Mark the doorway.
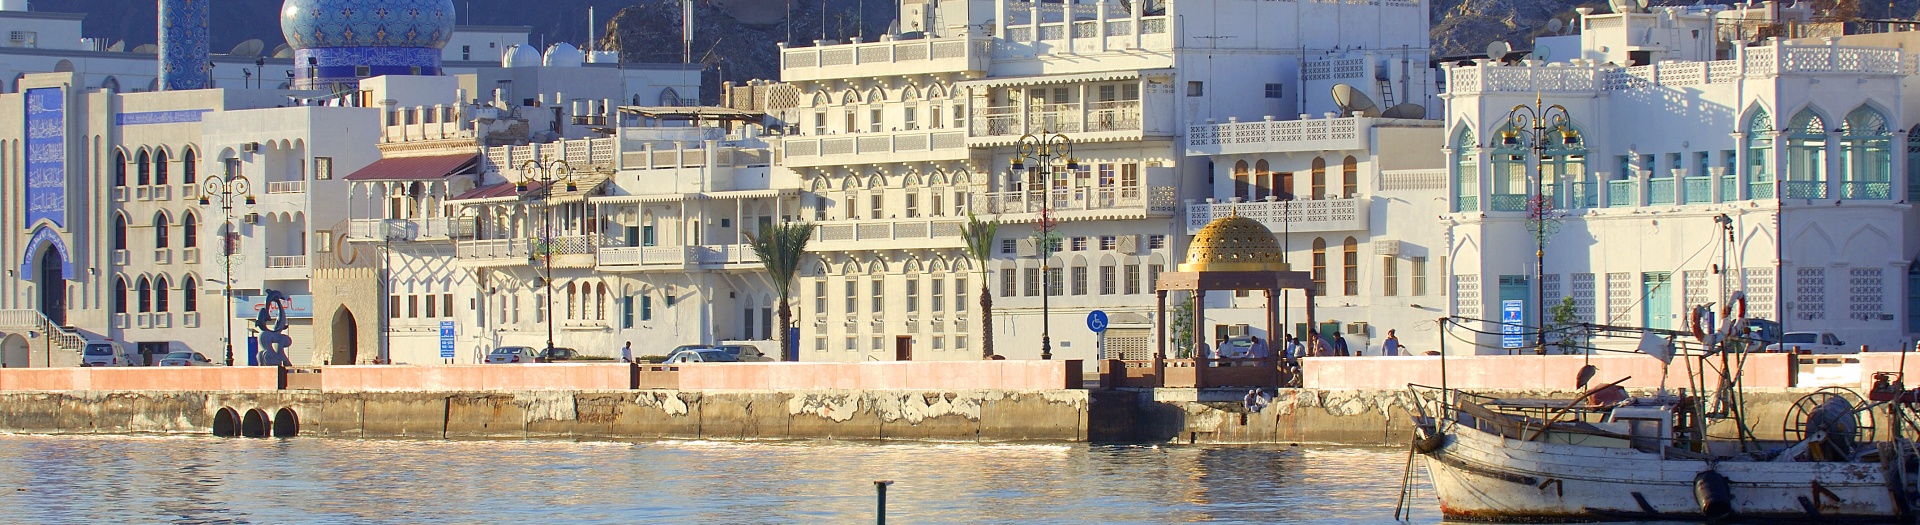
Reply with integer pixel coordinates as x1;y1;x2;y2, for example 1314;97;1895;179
1643;272;1673;329
1;334;28;368
895;336;913;361
331;307;359;365
37;248;64;326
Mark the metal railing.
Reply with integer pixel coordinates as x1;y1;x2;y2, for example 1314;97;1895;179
1841;181;1891;199
1781;180;1827;199
265;255;308;269
1649;179;1675;205
1489;193;1528;212
1683;177;1713;204
1608;180;1635;207
266;180;307;195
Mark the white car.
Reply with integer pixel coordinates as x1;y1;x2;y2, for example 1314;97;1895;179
81;341;141;367
156;351;217;367
1762;332;1852;354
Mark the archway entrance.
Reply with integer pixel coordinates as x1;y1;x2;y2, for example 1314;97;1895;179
330;307;358;365
1;334;27;368
37;249;64;326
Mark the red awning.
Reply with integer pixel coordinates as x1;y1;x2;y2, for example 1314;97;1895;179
450;181;531;201
344;154;478;181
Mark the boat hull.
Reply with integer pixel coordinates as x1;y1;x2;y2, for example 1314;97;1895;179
1423;423;1906;523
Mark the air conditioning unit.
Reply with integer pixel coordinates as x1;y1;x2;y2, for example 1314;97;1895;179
1346;322;1368;335
242;142;260;153
1374;240;1400;257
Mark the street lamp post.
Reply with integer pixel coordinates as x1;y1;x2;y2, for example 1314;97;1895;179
1010;131;1076;361
201;173;254;366
1500;94;1578;352
516;159;587;358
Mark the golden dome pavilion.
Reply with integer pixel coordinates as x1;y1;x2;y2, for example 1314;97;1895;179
1179;214;1290;273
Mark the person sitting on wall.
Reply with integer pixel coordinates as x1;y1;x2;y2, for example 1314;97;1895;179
1243;388;1272;413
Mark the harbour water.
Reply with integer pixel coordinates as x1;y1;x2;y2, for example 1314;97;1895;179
0;434;1713;524
0;434;1463;524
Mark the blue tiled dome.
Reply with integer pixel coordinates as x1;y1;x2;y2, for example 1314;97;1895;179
280;0;456;50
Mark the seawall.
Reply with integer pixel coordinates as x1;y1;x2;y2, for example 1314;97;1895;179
0;389;1090;442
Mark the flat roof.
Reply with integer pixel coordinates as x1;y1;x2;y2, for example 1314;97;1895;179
0;11;87;21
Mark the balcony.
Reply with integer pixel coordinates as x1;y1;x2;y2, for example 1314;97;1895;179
694;244;762;267
1186;116;1374;157
780;35;990;84
1184;197;1367;235
973;186;1178;220
266;255;307;269
348;218;473;241
968;100;1145;146
1649;179;1675;205
781;130;966;168
811;218;968;251
599;246;695;269
1841;181;1892;200
457;234;608;267
1608;180;1636;207
1781;180;1827;199
266;180;307;195
1444;43;1902;96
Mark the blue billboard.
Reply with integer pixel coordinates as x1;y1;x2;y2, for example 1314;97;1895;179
24;87;64;230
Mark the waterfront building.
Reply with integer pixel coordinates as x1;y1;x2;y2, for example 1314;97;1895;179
1443;3;1920;352
770;0;1437;361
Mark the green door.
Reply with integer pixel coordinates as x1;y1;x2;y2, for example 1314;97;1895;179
1643;272;1673;329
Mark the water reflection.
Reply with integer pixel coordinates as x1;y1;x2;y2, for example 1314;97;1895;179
0;434;1449;524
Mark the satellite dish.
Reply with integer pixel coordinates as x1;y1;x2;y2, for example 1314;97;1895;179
131;44;157;54
1636;0;1650;9
1485;41;1512;61
271;44;293;59
1381;103;1427;119
1610;0;1640;13
1546;18;1564;34
228;39;265;58
106;40;124;52
1330;84;1379;118
1535;44;1552;61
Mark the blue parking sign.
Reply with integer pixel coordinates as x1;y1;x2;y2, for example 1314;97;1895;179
439;321;456;359
1501;300;1525;349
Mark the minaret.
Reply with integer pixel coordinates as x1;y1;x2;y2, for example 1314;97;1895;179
158;0;211;90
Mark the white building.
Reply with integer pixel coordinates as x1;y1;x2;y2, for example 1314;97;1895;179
1443;3;1920;353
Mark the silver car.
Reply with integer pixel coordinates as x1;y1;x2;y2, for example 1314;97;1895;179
156;351;216;367
485;346;538;364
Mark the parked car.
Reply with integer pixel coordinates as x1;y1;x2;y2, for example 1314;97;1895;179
537;347;579;363
664;349;741;363
1762;332;1852;354
711;344;774;362
81;341;141;367
485;346;539;364
1743;318;1783;343
156;351;216;367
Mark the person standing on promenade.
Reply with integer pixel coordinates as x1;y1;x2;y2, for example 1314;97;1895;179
1382;330;1400;356
1249;336;1270;360
621;342;634;363
1332;335;1349;356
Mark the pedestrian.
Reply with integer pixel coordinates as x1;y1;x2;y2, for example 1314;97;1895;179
1285;335;1304;360
1332;334;1349;356
1382;330;1401;357
620;341;634;363
1311;334;1333;357
1196;341;1211;360
1248;336;1270;360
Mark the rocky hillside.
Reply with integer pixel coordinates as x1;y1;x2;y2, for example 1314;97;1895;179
26;0;1920;102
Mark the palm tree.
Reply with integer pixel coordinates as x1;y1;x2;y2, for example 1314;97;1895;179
745;221;815;362
962;213;1000;359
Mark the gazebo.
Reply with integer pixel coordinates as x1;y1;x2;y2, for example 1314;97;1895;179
1153;214;1316;388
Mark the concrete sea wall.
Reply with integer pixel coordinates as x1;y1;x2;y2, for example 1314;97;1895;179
0;389;1091;442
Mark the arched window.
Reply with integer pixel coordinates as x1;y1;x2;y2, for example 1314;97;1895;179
112;214;128;251
1254;159;1272;200
136;149;151;185
1342;237;1360;296
1454;126;1479;211
153;148;170;186
154;275;170;312
182;147;198;181
1541;123;1588;207
1490;124;1529;209
1341;156;1358;198
113;149;128;187
1310;157;1327;200
597;283;609;321
113;277;127;315
1841;106;1891;199
1310;237;1327;296
1232;160;1250;200
153;213;170;249
566;282;578;319
1784;109;1828;198
182;212;198;248
136;277;152;313
1747;110;1774;199
182;277;198;312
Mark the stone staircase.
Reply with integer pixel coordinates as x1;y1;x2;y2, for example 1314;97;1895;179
0;309;86;367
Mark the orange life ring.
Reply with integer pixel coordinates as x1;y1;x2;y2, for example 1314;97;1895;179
1690;305;1711;344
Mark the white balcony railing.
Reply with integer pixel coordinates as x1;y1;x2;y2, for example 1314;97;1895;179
1186;116;1371;157
1184;197;1368;235
781;131;966;166
266;180;308;194
265;255;308;269
813;219;967;244
973;186;1178;216
348;218;474;241
781;35;991;83
1446;43;1903;96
